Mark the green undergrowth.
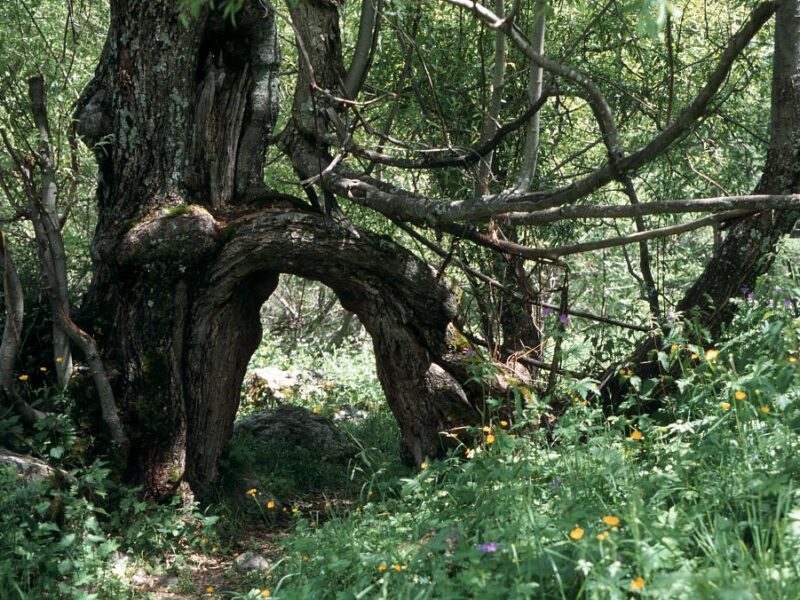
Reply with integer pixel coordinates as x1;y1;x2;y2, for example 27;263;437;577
250;282;800;599
1;278;798;598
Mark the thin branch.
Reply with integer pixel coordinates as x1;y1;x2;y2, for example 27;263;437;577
508;193;800;224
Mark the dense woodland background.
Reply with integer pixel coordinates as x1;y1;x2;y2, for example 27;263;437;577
1;0;800;597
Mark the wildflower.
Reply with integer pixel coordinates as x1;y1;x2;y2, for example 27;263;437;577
705;349;720;361
232;552;239;558
463;348;477;356
630;430;644;441
499;420;509;427
691;352;699;360
666;312;676;323
670;344;679;352
747;292;755;301
291;506;299;514
596;531;609;541
392;563;403;572
602;515;620;527
246;488;257;496
311;406;321;414
465;447;475;458
569;526;584;540
734;390;747;401
55;357;63;364
720;402;731;411
39;366;47;372
784;299;794;308
559;314;570;325
790;357;797;364
205;586;214;594
266;499;276;509
485;434;496;445
420;462;428;470
260;591;271;598
476;542;501;553
481;425;491;433
377;562;388;572
18;374;29;382
542;307;555;316
630;577;646;591
549;477;563;490
759;406;771;414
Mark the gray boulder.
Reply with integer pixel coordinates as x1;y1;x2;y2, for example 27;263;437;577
234;404;356;462
233;551;271;573
0;448;71;483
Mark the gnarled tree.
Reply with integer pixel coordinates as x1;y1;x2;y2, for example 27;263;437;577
70;0;800;498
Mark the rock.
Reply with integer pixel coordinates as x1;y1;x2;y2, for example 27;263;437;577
0;448;71;483
234;405;356;462
245;367;302;406
233;551;271;573
331;404;369;423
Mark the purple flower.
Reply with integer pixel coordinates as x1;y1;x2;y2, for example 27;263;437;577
559;314;570;325
784;299;794;308
463;348;476;356
542;307;555;316
549;477;563;490
740;286;750;294
747;292;755;301
666;312;676;323
475;542;501;553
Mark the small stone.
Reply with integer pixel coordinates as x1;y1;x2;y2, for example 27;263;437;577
234;551;271;573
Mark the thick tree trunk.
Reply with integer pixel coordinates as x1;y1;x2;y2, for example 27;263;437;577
604;0;800;406
75;0;478;497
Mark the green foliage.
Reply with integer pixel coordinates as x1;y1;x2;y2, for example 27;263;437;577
243;291;800;598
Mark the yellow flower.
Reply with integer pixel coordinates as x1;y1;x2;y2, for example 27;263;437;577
630;577;646;591
691;352;698;360
670;344;679;352
377;562;388;572
481;425;491;433
734;390;747;401
420;462;428;470
705;349;720;361
39;366;47;372
569;526;584;540
18;374;28;382
465;448;475;458
311;406;321;414
720;401;731;411
485;434;496;445
392;563;403;572
266;499;276;509
789;357;797;363
232;552;239;558
596;531;609;541
630;430;644;441
499;420;509;427
55;357;63;364
205;586;215;594
246;488;257;496
260;590;271;598
602;515;620;527
759;406;771;414
291;506;299;514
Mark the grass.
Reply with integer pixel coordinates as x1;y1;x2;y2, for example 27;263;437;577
0;278;798;598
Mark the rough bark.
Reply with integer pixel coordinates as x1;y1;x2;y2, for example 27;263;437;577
74;0;477;497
